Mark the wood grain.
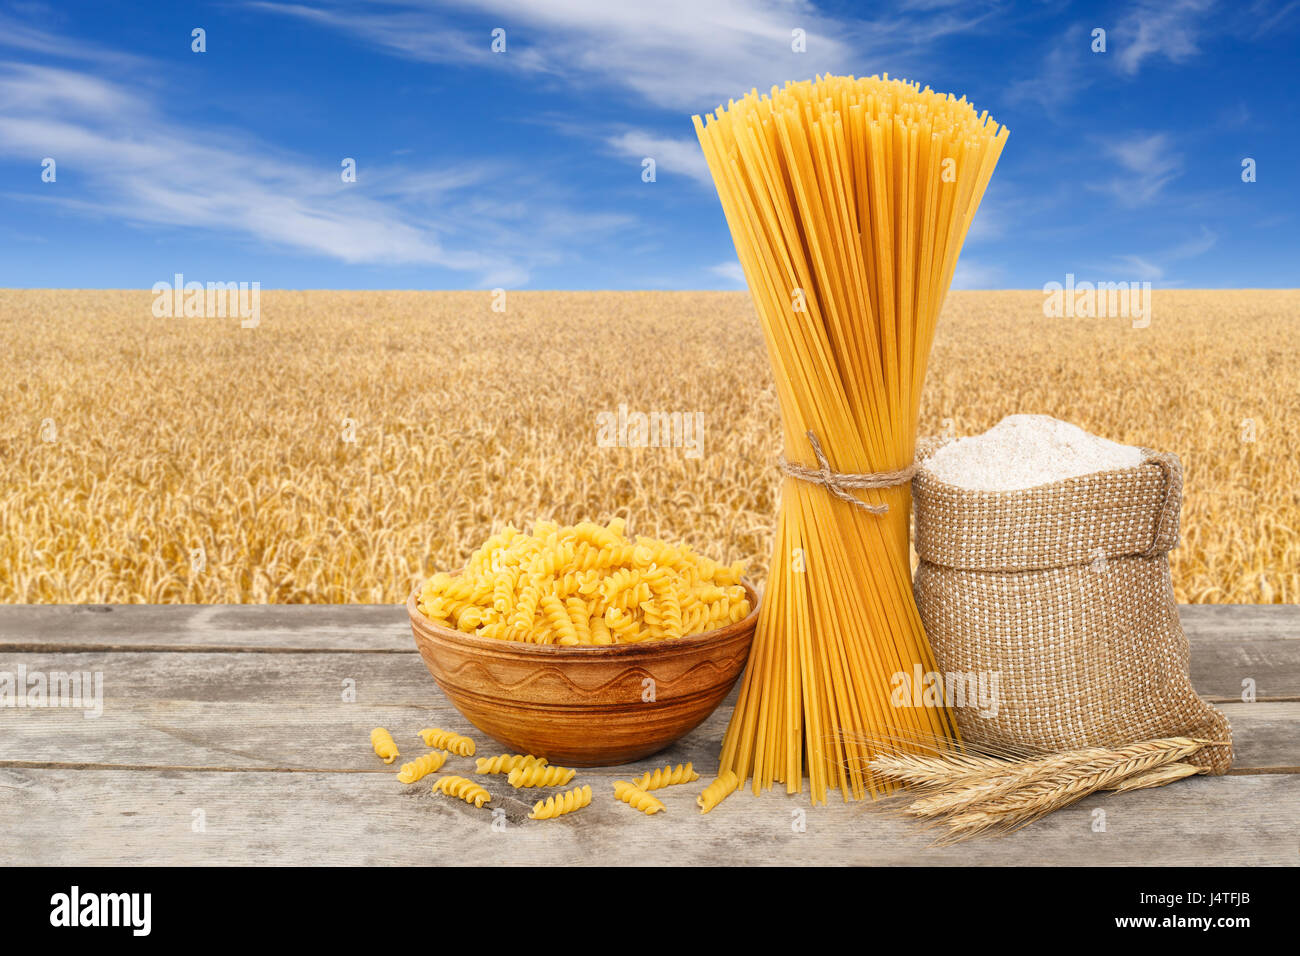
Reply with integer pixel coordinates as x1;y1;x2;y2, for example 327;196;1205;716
4;603;1295;692
0;665;1291;771
0;602;1295;865
0;768;1293;866
0;603;409;651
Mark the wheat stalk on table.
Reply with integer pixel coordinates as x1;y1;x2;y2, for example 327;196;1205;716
870;736;1222;843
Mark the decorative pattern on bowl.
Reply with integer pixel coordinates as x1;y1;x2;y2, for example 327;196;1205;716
407;581;759;766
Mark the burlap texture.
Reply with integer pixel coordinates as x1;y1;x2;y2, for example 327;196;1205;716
912;449;1232;774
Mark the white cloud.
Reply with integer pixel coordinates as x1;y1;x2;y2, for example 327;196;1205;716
0;60;630;285
1116;0;1214;76
951;259;1003;289
1114;255;1165;282
1088;133;1183;206
0;13;151;69
605;131;713;186
1111;226;1216;283
1105;134;1180;175
1248;0;1300;34
966;198;1006;242
247;0;851;110
709;261;746;285
246;0;1000;112
1009;2;1219;116
0;64;483;268
1167;225;1218;260
1008;0;1216;105
1005;24;1089;114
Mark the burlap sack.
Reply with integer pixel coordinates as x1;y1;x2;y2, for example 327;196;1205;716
912;448;1232;774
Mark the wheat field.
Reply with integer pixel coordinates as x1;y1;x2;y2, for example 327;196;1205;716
1;289;1295;604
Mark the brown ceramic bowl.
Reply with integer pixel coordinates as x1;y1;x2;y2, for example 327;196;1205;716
407;581;759;766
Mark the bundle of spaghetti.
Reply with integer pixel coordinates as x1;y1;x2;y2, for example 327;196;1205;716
694;74;1008;803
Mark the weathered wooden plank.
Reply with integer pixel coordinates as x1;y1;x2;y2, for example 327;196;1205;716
0;603;410;651
0;651;435;710
0;702;728;774
1;604;1297;703
0;646;1290;771
1;603;1293;701
0;647;735;771
0;768;1293;866
1180;603;1300;639
1183;606;1300;700
1217;703;1300;770
2;603;1295;681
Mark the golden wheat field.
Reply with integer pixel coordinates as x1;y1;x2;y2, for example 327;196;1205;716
1;289;1296;604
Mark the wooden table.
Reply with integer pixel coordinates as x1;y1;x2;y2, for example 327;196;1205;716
1;604;1296;866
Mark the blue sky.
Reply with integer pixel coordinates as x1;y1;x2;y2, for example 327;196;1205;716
0;0;1296;289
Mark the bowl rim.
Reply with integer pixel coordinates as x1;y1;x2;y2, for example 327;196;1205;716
407;578;760;657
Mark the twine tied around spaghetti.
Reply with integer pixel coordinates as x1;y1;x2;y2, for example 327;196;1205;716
779;430;918;515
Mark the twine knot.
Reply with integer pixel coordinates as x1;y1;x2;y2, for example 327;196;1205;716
778;430;918;515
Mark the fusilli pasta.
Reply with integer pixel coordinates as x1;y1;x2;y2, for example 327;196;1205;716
613;780;666;815
507;764;577;788
528;784;593;820
370;727;399;764
396;750;448;784
631;762;700;791
475;753;547;775
696;771;739;814
431;775;492;808
416;518;749;645
417;728;476;756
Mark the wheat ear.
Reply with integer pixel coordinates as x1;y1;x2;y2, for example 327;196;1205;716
935;738;1210;841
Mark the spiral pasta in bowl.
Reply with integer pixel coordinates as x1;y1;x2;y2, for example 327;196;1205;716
408;518;759;766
